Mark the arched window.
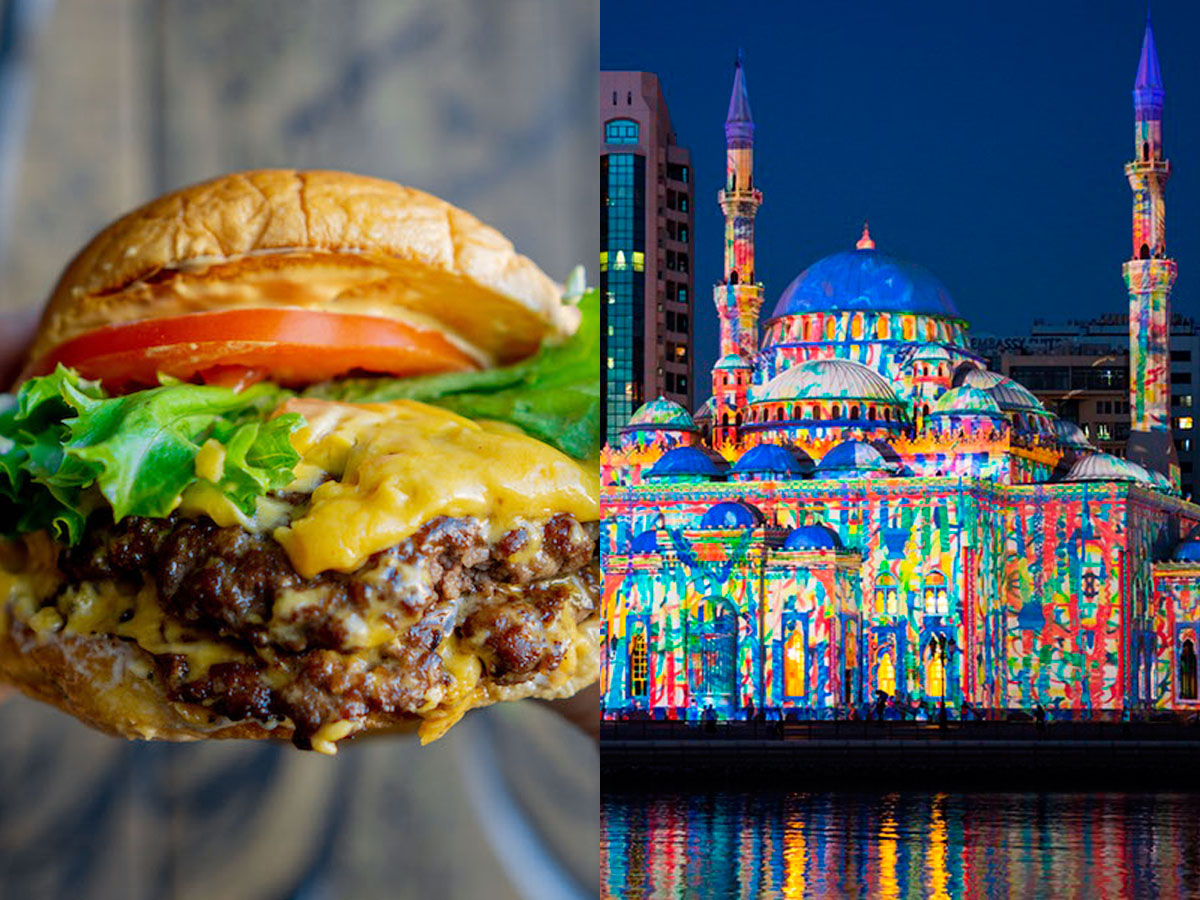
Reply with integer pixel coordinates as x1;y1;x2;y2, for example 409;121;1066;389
1143;141;1150;162
1181;639;1198;700
784;618;806;698
851;314;863;340
903;317;915;341
629;627;648;698
605;118;640;144
924;571;948;615
884;408;892;422
729;270;739;285
831;404;842;419
849;404;860;419
875;573;900;615
825;317;837;340
1141;243;1151;260
922;404;931;418
868;406;877;421
876;316;889;340
926;321;936;341
813;406;823;421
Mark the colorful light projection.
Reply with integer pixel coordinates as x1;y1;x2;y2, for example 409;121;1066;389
600;31;1200;724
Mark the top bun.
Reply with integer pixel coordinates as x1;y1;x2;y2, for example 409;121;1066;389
27;170;576;368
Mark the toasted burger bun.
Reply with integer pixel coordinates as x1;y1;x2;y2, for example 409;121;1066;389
1;172;599;753
27;169;578;371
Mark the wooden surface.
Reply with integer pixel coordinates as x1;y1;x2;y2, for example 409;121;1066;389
0;2;599;898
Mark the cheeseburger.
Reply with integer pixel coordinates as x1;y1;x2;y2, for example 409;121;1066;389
0;170;600;753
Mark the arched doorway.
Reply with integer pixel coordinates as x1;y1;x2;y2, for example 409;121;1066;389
688;598;738;708
1181;639;1198;700
877;652;896;697
925;636;946;698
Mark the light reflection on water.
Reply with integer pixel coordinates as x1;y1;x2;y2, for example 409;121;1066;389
601;791;1200;899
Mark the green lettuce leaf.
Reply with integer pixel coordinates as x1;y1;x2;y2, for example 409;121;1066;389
303;284;601;459
0;366;303;543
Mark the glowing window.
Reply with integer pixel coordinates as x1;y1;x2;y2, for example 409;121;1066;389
903;317;915;341
876;316;889;340
1181;417;1194;431
605;118;640;144
875;574;900;615
851;314;863;339
632;251;645;272
825;317;837;340
629;628;648;697
784;621;806;698
924;571;949;615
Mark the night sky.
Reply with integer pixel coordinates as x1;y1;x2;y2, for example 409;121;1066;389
601;1;1200;401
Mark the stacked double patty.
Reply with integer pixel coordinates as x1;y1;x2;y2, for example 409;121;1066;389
52;509;599;748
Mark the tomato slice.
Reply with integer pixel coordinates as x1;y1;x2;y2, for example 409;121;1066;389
24;308;480;391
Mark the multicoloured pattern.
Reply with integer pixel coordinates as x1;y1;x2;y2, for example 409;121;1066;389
601;41;1200;724
1124;16;1178;477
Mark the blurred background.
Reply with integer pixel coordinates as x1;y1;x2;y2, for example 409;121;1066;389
0;1;599;898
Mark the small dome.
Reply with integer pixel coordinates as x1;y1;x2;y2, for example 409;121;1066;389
758;359;900;404
1052;418;1093;450
693;396;716;424
815;439;894;478
771;248;961;319
930;385;1003;416
645;446;723;480
1064;453;1148;484
782;524;842;551
625;396;697;430
732;443;811;477
909;344;952;364
1123;459;1157;487
1174;537;1200;562
714;353;753;371
699;501;764;530
1147;467;1175;494
630;529;660;553
958;368;1045;413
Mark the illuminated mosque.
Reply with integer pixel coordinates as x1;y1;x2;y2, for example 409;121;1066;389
600;21;1200;721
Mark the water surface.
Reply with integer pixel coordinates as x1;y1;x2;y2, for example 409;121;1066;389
602;791;1200;898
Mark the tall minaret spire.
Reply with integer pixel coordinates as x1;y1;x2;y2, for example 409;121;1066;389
1124;11;1178;480
711;51;764;443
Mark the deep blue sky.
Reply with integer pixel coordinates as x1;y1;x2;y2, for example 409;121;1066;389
601;0;1200;399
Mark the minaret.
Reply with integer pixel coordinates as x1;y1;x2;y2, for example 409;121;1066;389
711;51;763;444
1124;13;1179;480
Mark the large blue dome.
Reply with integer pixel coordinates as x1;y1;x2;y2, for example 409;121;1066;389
771;248;961;320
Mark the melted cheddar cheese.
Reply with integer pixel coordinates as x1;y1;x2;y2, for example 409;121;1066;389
272;398;601;578
0;398;601;754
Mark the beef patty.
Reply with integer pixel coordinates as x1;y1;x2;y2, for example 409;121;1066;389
53;512;599;748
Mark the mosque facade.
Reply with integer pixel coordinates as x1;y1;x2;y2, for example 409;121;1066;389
599;20;1200;722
